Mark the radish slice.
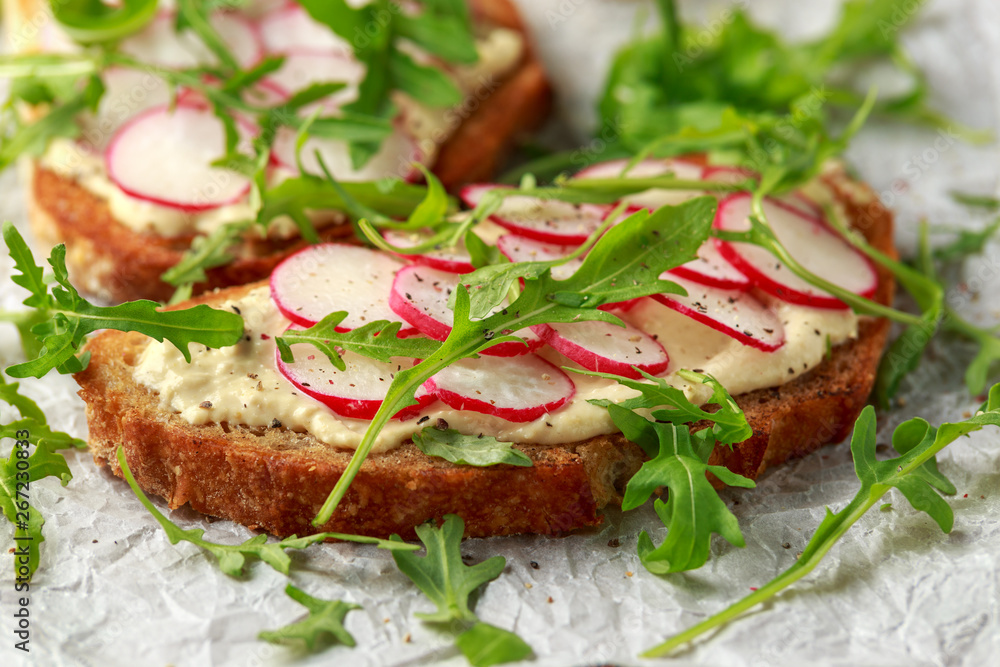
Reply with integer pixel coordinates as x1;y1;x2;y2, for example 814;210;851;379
105;104;253;211
270;243;418;335
272;126;421;181
276;338;434;420
121;12;262;69
427;354;575;422
652;274;785;351
714;193;879;309
703;165;819;215
383;230;475;274
496;234;582;280
259;5;353;57
389;265;543;356
266;52;365;109
533;320;669;379
460;184;610;246
574;157;705;209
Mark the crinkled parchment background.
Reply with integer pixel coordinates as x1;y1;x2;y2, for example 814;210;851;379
2;1;1000;665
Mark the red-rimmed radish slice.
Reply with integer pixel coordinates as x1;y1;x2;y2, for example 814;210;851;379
259;5;353;57
702;165;759;185
121;12;262;69
460;184;610;246
383;230;475;274
427;354;575;422
266;52;365;109
652;274;785;351
703;165;820;215
714;193;878;309
496;234;581;280
575;157;705;209
389;265;543;357
270;243;418;335
276;337;434;420
574;157;703;180
105;104;253;211
533;320;669;379
271;126;421;181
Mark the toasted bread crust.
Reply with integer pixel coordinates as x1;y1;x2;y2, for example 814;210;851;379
19;0;552;304
75;172;895;539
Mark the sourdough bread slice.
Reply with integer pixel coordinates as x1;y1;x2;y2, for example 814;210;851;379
75;171;895;539
13;0;552;304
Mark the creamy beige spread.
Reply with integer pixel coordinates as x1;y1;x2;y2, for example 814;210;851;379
38;26;524;238
133;283;857;453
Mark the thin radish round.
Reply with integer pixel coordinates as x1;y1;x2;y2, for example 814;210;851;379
266;52;365;109
427;354;575;422
258;5;353;57
652;274;785;351
574;157;706;209
533;320;669;379
383;230;475;274
270;243;418;335
460;184;610;246
703;165;819;215
389;264;543;357
496;234;582;280
105;104;253;211
714;193;878;309
121;12;262;69
271;125;421;181
276;337;435;420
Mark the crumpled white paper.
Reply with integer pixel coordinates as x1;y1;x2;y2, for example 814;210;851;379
2;1;1000;666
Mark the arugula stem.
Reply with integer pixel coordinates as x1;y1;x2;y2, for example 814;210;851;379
743;198;924;326
642;494;873;657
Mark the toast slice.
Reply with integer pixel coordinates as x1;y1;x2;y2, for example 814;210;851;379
12;0;552;304
75;170;895;539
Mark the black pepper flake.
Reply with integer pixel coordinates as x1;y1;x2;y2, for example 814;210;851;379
417;416;430;425
270;418;282;428
788;367;794;375
199;401;212;409
436;418;449;430
782;542;791;549
529;561;540;570
607;538;621;548
231;305;241;315
814;329;821;336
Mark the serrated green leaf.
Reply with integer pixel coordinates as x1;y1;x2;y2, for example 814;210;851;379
161;220;254;287
391;514;505;623
276;314;442;370
456;622;533;667
413;428;532;467
3;226;245;378
259;584;360;650
646;385;1000;656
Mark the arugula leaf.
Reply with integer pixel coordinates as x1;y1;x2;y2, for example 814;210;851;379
645;386;1000;657
395;0;478;65
950;191;1000;211
51;0;158;43
259;584;360;650
391;514;505;623
456;622;533;667
412;428;532;468
161;220;254;289
275;314;441;370
931;217;1000;262
0;377;76;580
581;368;752;447
313;198;716;526
2;223;244;378
116;447;416;578
175;0;239;72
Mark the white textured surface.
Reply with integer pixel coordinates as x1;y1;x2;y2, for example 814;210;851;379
2;1;1000;666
